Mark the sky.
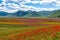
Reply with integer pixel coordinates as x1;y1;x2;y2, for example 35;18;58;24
0;0;60;13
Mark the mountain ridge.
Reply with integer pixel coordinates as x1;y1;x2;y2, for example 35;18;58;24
0;10;60;18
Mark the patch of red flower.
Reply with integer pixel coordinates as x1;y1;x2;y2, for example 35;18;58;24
8;27;49;40
8;24;60;40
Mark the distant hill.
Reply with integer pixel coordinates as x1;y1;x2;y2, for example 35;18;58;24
39;11;53;16
14;11;28;17
0;10;60;18
0;11;8;16
0;10;43;17
48;10;60;18
26;10;42;17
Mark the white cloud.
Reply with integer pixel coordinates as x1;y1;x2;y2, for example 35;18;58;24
8;0;18;2
20;4;36;11
3;9;19;13
32;8;55;11
55;1;60;6
0;0;60;13
19;4;55;11
6;3;20;9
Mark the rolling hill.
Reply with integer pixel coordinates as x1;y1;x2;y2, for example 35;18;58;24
48;10;60;18
0;10;60;18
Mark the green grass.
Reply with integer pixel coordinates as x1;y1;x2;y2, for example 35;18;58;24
0;24;38;37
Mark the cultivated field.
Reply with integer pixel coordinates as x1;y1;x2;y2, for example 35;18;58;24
0;18;60;40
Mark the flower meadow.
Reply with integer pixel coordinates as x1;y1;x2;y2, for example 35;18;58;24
7;25;60;40
0;18;60;40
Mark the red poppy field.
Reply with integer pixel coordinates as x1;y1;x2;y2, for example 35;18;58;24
0;18;60;40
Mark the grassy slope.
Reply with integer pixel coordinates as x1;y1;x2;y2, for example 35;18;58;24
48;10;60;18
